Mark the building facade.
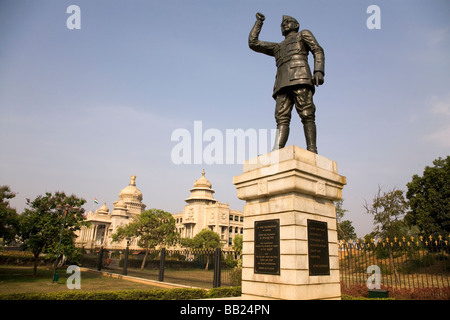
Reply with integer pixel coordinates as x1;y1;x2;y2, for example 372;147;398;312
173;170;243;249
75;175;146;249
76;171;243;250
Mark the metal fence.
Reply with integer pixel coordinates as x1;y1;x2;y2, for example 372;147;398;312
79;236;450;292
80;247;241;289
339;236;450;290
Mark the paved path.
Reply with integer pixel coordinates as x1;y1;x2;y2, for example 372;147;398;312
80;267;205;290
80;267;243;300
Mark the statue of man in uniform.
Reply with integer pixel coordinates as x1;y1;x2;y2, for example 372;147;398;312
249;13;324;154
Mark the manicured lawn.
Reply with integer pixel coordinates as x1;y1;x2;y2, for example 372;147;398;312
0;266;163;294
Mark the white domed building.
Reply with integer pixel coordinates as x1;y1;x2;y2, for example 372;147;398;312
76;172;243;250
173;170;243;249
75;175;146;249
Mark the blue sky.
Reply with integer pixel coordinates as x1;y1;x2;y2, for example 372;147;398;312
1;0;449;237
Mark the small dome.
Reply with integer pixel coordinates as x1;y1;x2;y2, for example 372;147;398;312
98;202;109;214
193;169;212;189
114;199;127;209
185;170;216;204
119;175;143;202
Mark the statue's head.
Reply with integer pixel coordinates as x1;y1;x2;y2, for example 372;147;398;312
281;15;299;36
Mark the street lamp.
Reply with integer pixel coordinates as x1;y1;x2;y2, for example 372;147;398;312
52;204;83;283
97;235;104;271
122;236;131;275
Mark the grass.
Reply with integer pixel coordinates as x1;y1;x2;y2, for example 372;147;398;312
103;266;236;289
120;267;217;288
0;266;166;294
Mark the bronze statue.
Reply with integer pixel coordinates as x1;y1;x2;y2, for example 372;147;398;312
249;13;324;154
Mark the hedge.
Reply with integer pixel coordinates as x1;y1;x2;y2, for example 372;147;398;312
342;294;395;300
0;251;54;267
0;286;242;300
341;283;450;300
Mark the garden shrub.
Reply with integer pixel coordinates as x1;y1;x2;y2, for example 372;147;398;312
206;286;241;298
0;251;53;266
0;286;241;300
341;282;450;300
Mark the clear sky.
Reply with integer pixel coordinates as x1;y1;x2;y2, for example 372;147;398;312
1;0;449;237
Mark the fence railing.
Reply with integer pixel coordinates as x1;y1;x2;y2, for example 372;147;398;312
79;236;449;292
80;247;241;289
339;236;450;291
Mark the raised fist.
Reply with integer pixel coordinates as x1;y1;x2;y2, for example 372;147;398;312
256;12;265;21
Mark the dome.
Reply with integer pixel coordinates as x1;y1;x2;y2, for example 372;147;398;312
98;202;109;214
114;199;127;209
185;170;216;204
119;175;143;202
193;169;212;189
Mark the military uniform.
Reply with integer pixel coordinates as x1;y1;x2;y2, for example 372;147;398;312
249;16;324;153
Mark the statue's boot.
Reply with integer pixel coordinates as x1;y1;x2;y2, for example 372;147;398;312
303;122;318;154
272;125;290;151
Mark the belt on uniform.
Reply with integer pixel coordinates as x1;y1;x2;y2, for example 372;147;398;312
275;54;308;68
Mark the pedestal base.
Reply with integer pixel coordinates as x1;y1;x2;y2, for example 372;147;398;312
233;145;346;300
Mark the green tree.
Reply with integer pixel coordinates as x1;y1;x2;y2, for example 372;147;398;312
19;192;86;276
232;234;243;255
335;199;356;241
405;156;450;236
0;186;19;244
364;186;409;285
112;209;178;270
363;186;409;239
363;231;378;244
181;228;222;270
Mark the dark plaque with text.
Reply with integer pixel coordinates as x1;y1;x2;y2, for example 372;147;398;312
254;219;280;275
307;219;330;276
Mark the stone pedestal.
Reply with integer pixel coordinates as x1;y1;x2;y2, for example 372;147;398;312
233;145;346;300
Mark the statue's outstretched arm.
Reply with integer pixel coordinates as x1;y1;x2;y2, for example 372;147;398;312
248;13;277;56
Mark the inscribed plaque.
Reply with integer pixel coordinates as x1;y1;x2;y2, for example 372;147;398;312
307;219;330;276
254;219;280;275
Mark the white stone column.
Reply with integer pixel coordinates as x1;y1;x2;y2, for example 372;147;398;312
87;226;92;243
233;145;346;300
93;224;98;245
81;227;87;242
89;225;94;244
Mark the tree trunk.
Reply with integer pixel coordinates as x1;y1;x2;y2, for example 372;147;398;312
33;254;39;277
205;255;210;271
388;246;401;285
141;249;149;270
